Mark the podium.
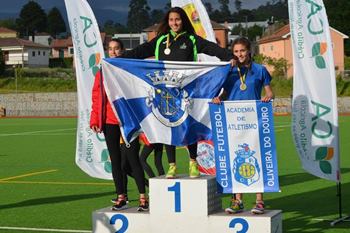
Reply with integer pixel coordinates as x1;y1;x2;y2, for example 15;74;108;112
92;175;282;233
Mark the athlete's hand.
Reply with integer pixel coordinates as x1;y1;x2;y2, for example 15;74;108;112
91;125;101;133
230;58;237;67
212;97;221;104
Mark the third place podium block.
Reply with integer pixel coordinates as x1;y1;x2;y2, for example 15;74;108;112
93;175;282;233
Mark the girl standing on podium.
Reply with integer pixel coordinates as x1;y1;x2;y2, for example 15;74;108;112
90;38;148;212
122;7;234;179
212;37;274;214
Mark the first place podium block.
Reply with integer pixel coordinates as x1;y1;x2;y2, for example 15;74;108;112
92;175;282;233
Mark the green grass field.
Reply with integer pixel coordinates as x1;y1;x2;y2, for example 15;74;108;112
0;116;349;233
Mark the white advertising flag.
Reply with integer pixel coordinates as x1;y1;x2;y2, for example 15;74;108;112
288;0;339;181
64;0;111;179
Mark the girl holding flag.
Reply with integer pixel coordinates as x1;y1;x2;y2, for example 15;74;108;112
90;38;148;212
212;37;274;214
122;7;234;179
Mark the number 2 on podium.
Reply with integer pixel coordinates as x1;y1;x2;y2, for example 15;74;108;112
168;182;181;212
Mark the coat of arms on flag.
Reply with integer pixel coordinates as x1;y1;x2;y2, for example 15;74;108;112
101;58;231;146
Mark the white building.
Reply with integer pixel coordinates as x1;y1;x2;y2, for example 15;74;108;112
27;32;53;47
0;38;50;67
112;33;147;50
222;21;269;32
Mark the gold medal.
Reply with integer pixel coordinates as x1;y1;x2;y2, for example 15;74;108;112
240;83;247;91
164;48;171;55
237;67;248;91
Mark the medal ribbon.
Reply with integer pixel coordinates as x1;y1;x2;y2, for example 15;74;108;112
237;66;247;88
166;31;187;51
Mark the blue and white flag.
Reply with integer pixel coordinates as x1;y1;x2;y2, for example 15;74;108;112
101;58;231;146
209;100;279;193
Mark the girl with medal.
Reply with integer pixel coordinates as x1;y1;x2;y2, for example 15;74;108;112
122;7;234;180
212;37;274;215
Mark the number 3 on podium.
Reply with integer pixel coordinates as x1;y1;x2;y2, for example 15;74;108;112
168;182;181;212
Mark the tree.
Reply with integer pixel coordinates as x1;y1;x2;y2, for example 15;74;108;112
247;25;263;41
114;23;128;33
218;0;231;22
234;0;242;12
231;24;244;36
127;0;150;32
150;9;165;25
204;2;213;16
210;9;223;23
47;7;66;37
164;2;171;12
0;19;16;30
16;1;47;39
103;20;128;35
324;0;350;55
103;20;115;35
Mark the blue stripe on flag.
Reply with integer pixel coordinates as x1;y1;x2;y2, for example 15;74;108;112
113;98;144;142
170;115;211;145
209;103;232;193
185;64;231;99
256;101;279;192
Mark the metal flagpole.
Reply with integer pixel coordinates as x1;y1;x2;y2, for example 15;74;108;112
330;182;350;226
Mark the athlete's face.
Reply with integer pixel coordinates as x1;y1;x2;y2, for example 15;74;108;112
168;12;183;33
108;41;123;58
233;43;249;65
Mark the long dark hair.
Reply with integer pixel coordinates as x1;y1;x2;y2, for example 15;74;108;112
231;37;252;65
157;7;195;35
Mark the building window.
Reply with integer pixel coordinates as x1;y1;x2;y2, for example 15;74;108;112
43;51;46;56
38;51;41;55
270;45;274;51
69;48;74;54
32;51;35;56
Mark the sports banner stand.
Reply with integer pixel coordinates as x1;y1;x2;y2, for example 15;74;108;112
288;0;348;226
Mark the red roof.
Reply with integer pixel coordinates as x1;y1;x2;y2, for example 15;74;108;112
0;38;49;48
0;27;16;34
51;38;73;48
258;24;290;44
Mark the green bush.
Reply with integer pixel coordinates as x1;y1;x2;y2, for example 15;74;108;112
0;77;76;93
5;67;75;79
49;57;73;68
345;56;350;70
254;54;289;78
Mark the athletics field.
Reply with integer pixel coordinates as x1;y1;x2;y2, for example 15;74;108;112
0;116;349;232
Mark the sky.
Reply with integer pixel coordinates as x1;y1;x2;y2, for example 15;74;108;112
0;0;270;25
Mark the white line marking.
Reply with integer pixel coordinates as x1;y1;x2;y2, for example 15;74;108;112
0;226;91;233
275;124;290;128
0;128;76;137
